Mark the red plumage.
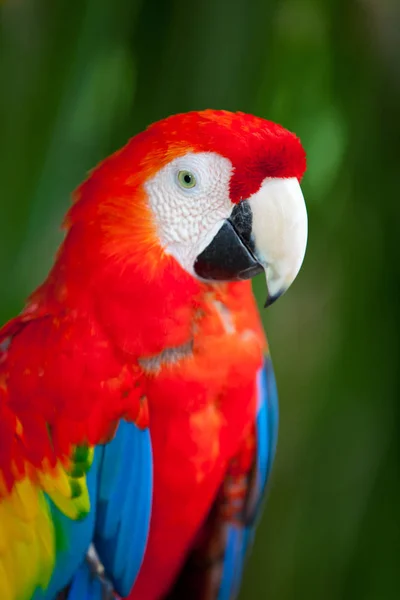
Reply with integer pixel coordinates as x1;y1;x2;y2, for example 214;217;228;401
0;110;306;597
143;110;306;202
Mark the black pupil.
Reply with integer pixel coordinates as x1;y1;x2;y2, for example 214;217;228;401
184;173;192;184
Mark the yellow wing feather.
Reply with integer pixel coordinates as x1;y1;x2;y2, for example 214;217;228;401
0;447;94;600
0;479;54;600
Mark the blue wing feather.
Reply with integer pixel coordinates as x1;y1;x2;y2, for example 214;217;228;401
218;526;244;600
34;420;152;599
33;453;99;600
217;355;279;600
65;561;94;600
94;420;153;597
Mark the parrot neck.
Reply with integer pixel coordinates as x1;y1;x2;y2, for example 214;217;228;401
37;225;209;358
93;256;206;357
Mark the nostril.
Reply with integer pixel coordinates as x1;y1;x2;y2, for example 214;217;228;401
228;200;256;253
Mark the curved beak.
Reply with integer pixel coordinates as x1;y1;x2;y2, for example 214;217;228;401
194;177;308;306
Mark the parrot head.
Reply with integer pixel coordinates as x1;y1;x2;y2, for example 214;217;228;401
69;110;307;306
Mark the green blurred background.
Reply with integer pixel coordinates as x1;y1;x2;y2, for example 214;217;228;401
1;0;399;598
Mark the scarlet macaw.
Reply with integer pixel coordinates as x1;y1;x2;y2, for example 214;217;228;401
0;110;307;600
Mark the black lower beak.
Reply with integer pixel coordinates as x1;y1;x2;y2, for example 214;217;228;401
264;291;282;307
194;201;264;281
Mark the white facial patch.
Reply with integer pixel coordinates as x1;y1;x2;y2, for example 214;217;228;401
144;152;234;275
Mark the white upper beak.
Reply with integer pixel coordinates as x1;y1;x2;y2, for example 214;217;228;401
248;177;308;303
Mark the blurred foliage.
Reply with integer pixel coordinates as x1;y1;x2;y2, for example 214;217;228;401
1;0;400;598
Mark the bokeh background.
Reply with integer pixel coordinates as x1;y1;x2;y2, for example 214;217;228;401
1;0;399;598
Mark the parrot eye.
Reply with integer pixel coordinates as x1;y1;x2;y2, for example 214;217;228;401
177;170;196;189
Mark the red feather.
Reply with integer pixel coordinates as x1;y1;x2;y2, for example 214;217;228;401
0;111;305;597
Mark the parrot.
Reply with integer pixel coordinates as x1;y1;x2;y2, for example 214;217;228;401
0;109;307;600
